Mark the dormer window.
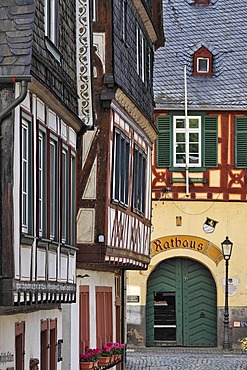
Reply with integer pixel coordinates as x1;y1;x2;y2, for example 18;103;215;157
193;46;213;76
197;57;209;73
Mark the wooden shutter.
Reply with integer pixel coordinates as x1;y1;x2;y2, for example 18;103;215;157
50;319;57;370
235;116;247;168
204;116;218;167
79;286;90;353
15;321;25;370
96;287;113;347
40;319;49;370
156;115;171;167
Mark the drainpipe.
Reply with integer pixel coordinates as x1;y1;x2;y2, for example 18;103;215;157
0;75;31;303
121;270;126;370
0;76;31;122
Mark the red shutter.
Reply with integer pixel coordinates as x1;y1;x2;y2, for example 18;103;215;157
15;321;25;370
40;319;49;370
96;287;113;347
50;319;57;370
79;286;90;353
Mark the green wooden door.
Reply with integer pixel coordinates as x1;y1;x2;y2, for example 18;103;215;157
146;258;217;347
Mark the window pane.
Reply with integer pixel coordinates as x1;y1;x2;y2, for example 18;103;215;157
71;154;76;245
125;142;130;204
22;194;27;226
176;154;185;164
189;133;199;143
176;143;185;154
62;148;68;243
132;146;146;214
176;118;185;129
39;133;44;236
112;130;129;206
198;58;208;72
176;133;185;143
189;119;199;128
21;121;31;233
45;0;58;44
50;140;57;239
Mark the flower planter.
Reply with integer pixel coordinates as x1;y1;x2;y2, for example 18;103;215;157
116;354;122;361
98;356;111;366
80;362;95;370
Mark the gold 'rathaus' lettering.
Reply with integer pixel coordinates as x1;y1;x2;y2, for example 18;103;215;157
152;237;205;253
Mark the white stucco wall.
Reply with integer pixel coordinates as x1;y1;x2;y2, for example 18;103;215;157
0;308;62;369
78;269;116;347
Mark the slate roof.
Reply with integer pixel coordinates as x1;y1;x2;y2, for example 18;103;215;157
0;0;35;76
154;0;247;111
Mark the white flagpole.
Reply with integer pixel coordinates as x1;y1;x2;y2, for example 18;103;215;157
184;65;189;196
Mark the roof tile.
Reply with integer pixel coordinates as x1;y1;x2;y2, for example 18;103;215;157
0;0;35;75
154;0;247;110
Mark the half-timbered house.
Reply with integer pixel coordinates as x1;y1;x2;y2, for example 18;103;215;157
127;0;247;349
0;1;92;369
76;0;164;365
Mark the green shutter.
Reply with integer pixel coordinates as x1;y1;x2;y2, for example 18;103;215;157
235;116;247;168
156;115;171;167
204;116;218;167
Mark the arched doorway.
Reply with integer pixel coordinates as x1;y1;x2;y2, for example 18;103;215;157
146;258;217;347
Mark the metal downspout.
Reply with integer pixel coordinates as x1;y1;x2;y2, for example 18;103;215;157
121;269;126;370
0;76;31;122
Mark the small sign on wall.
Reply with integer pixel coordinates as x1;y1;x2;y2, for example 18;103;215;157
222;278;239;296
233;321;247;328
233;321;241;328
127;295;139;303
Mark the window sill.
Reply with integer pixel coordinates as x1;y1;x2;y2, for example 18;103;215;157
111;199;128;210
21;234;34;245
37;238;50;248
170;177;206;184
45;37;61;63
169;166;206;172
132;208;145;218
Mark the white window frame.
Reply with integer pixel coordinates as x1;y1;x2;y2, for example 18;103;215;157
45;0;58;45
122;0;127;42
136;25;145;82
112;129;130;206
173;116;202;168
70;152;76;245
49;135;58;240
197;57;209;73
21;120;29;234
38;128;46;237
61;145;69;243
132;145;146;214
92;0;97;21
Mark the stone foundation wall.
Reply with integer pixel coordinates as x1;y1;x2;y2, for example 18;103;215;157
127;305;247;349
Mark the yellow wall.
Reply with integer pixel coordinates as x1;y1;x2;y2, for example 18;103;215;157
127;200;247;308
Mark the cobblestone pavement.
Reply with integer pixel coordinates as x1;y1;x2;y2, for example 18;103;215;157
125;347;247;370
